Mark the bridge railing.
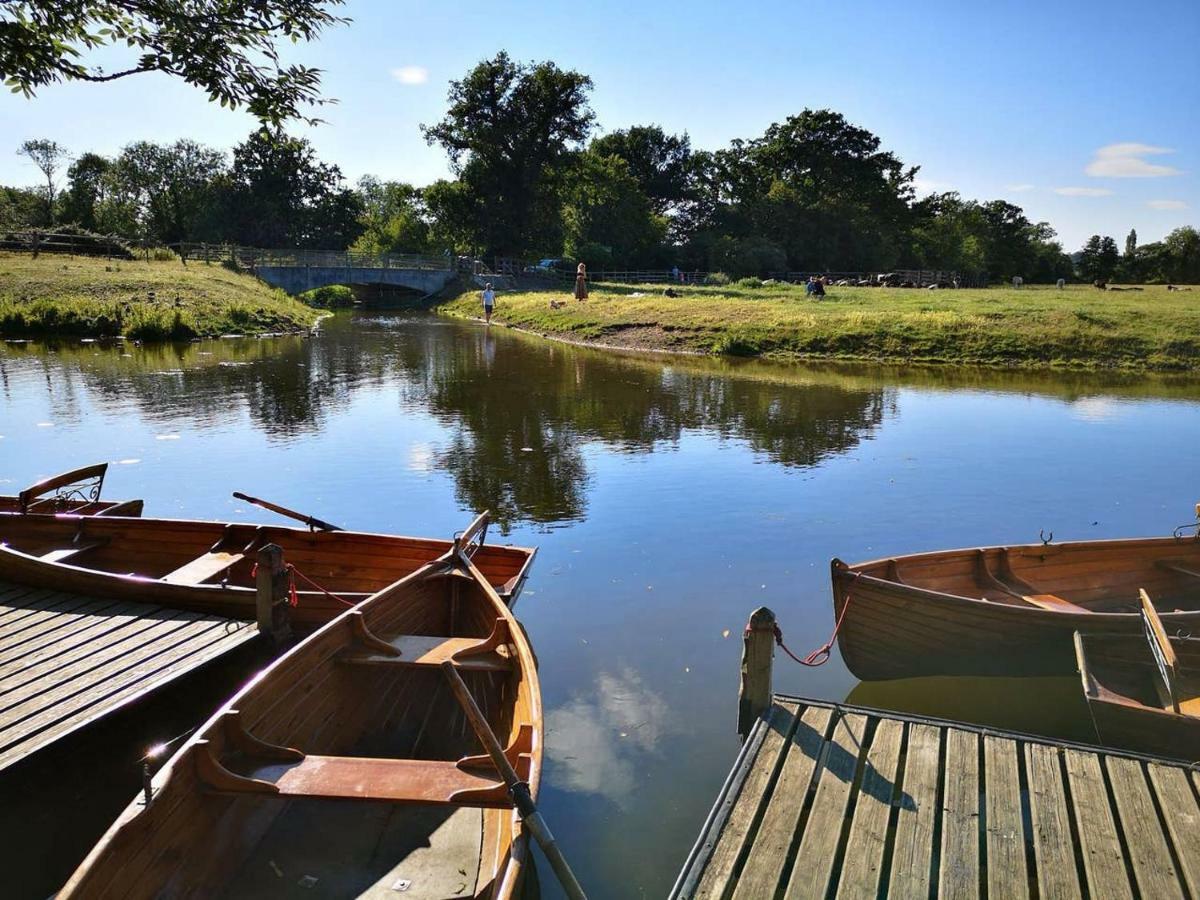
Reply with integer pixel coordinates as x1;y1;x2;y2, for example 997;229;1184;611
176;243;452;271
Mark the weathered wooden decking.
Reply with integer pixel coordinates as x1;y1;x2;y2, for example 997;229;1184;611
0;579;258;771
672;695;1200;899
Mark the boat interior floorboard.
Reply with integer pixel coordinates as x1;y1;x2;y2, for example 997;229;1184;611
219;800;483;900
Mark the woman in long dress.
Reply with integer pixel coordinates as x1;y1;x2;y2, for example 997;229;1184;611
574;262;588;300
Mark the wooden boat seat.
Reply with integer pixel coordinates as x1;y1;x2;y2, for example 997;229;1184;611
194;716;533;809
161;550;245;585
40;539;108;563
974;549;1090;612
339;613;514;672
1021;593;1091;613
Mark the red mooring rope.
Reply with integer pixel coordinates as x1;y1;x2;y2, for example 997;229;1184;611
250;561;356;609
768;577;857;668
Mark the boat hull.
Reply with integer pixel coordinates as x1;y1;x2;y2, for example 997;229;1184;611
1075;630;1200;761
0;514;535;625
832;537;1200;680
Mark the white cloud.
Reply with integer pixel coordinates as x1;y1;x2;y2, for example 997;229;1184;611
1006;184;1035;192
1085;143;1181;178
1054;187;1114;197
390;66;429;85
1148;199;1188;210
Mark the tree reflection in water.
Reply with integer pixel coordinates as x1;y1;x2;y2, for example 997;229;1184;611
0;313;893;530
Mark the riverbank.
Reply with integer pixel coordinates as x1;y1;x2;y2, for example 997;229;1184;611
439;281;1200;369
0;253;320;340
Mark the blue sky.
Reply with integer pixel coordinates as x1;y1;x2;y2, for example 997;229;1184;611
1;0;1196;250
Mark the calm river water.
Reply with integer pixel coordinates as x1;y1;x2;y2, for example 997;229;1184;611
2;312;1199;897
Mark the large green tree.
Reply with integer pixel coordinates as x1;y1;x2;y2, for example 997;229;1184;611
422;52;594;257
111;139;226;243
1;1;346;124
58;151;110;230
687;110;916;272
590;126;692;215
351;177;430;256
561;151;667;267
225;129;363;249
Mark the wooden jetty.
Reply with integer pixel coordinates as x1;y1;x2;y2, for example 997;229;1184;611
0;577;258;772
672;608;1200;899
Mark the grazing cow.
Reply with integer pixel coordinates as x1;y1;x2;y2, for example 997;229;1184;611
1093;280;1107;290
1056;278;1065;289
1012;276;1024;289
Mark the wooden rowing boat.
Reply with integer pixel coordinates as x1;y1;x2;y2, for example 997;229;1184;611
0;511;534;625
0;463;143;517
58;544;542;898
1075;590;1200;760
831;537;1200;680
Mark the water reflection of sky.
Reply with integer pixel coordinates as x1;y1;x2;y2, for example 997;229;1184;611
546;668;675;807
4;314;1200;898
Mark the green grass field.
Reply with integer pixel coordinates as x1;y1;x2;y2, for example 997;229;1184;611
441;280;1200;369
0;253;321;340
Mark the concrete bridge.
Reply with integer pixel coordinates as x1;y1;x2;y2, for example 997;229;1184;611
181;245;457;297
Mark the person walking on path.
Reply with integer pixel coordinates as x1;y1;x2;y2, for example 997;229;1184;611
575;263;589;301
482;282;496;324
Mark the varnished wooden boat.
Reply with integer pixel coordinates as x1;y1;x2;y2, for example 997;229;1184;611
1075;590;1200;760
0;511;534;625
0;463;143;517
59;544;541;898
832;537;1200;680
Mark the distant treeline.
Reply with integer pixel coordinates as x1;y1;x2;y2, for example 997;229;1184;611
3;52;1198;283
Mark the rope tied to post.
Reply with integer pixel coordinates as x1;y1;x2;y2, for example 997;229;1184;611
250;561;356;609
766;573;858;668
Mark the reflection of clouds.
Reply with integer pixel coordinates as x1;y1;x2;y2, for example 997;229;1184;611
1070;397;1122;423
545;668;673;807
407;442;434;473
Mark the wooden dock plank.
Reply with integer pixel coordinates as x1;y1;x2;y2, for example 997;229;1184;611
834;717;903;899
1106;756;1181;897
887;722;940;899
1063;749;1132;900
673;696;1200;900
694;700;799;899
1147;763;1200;897
0;579;258;772
0;620;254;769
1023;743;1082;899
939;727;980;900
983;735;1028;900
0;600;153;678
731;705;831;900
783;712;868;899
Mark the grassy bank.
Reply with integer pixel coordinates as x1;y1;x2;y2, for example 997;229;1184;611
0;253;321;340
440;280;1200;369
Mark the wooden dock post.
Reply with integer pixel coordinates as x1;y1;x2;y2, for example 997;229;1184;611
255;544;292;645
738;607;776;739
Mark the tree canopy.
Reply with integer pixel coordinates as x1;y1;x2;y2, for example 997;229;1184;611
1;0;346;124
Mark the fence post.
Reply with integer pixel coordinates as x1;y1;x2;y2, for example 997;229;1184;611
255;544;292;645
738;606;776;739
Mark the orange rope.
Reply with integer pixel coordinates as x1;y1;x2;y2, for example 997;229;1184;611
771;579;856;668
286;563;356;608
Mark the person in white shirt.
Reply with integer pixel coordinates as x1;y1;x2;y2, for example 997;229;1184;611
482;283;495;325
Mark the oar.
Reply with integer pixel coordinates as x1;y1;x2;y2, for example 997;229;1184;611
232;492;343;532
441;661;587;900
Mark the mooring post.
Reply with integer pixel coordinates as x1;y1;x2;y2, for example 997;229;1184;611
255;544;292;645
738;606;776;740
